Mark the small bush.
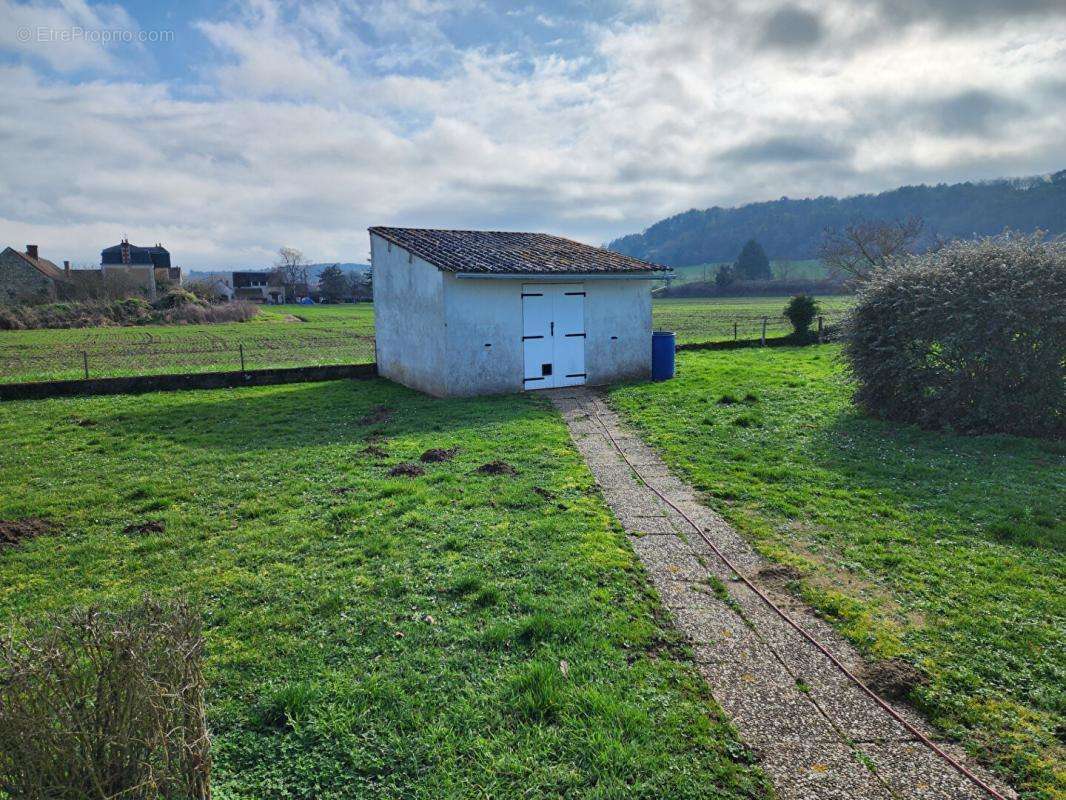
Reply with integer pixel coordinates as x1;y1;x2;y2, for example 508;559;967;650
155;287;202;310
0;596;210;799
784;294;821;336
842;233;1066;437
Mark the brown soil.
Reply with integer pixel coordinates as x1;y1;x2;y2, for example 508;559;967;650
123;520;166;535
859;658;926;701
389;462;425;477
420;447;458;463
70;417;97;427
532;486;556;500
363;444;388;458
358;405;395;426
475;460;517;476
0;518;56;548
283;314;304;322
330;486;354;495
757;563;803;583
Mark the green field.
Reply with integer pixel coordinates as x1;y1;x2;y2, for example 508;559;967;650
652;296;853;344
1;297;853;383
0;380;770;799
610;348;1066;799
0;304;376;383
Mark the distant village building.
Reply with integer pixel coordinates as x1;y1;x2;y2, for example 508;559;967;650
100;239;182;301
0;244;66;304
209;277;235;302
232;271;285;304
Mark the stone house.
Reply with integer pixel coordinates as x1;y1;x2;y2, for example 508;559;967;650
100;239;182;301
0;245;67;304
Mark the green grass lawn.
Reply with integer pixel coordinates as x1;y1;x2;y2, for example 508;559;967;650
609;347;1065;800
652;296;854;344
0;380;770;799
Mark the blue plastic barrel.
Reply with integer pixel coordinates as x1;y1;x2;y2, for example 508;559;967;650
651;331;676;381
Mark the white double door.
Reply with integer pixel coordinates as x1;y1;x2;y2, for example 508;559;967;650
522;283;586;389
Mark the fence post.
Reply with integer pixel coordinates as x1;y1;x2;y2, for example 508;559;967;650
733;321;738;341
817;316;824;344
761;317;767;347
239;343;245;372
82;351;89;380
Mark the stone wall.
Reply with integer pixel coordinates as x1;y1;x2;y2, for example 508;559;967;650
0;250;55;304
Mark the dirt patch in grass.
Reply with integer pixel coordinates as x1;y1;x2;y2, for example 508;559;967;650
122;520;166;536
859;658;926;702
420;447;458;463
70;417;97;427
756;563;802;584
358;405;394;426
475;460;517;476
283;314;304;323
362;444;388;458
389;462;425;477
0;518;57;548
532;486;556;500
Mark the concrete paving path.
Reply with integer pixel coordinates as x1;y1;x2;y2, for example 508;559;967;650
549;387;1014;800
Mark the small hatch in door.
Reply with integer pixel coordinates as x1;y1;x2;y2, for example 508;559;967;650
542;363;553;376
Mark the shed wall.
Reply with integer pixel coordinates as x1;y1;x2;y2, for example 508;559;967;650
442;276;524;395
370;233;448;396
441;277;653;396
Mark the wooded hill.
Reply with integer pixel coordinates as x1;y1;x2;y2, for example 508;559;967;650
608;171;1066;266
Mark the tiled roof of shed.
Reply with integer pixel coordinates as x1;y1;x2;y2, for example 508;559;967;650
368;227;667;275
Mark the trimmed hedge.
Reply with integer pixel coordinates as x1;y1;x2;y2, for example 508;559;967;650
842;233;1065;438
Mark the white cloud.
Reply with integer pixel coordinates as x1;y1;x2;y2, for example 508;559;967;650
0;0;141;71
0;0;1064;267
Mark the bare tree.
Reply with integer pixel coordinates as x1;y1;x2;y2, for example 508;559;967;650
272;247;309;301
819;216;924;280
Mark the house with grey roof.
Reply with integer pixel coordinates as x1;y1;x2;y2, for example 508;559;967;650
368;227;668;397
100;239;182;301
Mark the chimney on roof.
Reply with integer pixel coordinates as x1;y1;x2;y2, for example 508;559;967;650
64;260;71;274
26;244;38;260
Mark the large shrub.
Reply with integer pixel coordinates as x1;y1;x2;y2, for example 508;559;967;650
842;233;1066;437
0;597;210;798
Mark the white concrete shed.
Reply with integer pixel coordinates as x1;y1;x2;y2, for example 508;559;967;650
369;227;668;397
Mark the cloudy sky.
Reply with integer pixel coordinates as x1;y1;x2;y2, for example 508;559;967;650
1;0;1064;268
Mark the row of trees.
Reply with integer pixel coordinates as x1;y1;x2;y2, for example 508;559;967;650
187;247;372;304
270;247;372;303
713;217;926;289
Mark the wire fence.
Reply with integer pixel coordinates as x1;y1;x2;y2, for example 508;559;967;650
0;307;849;386
0;333;375;385
655;308;849;345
